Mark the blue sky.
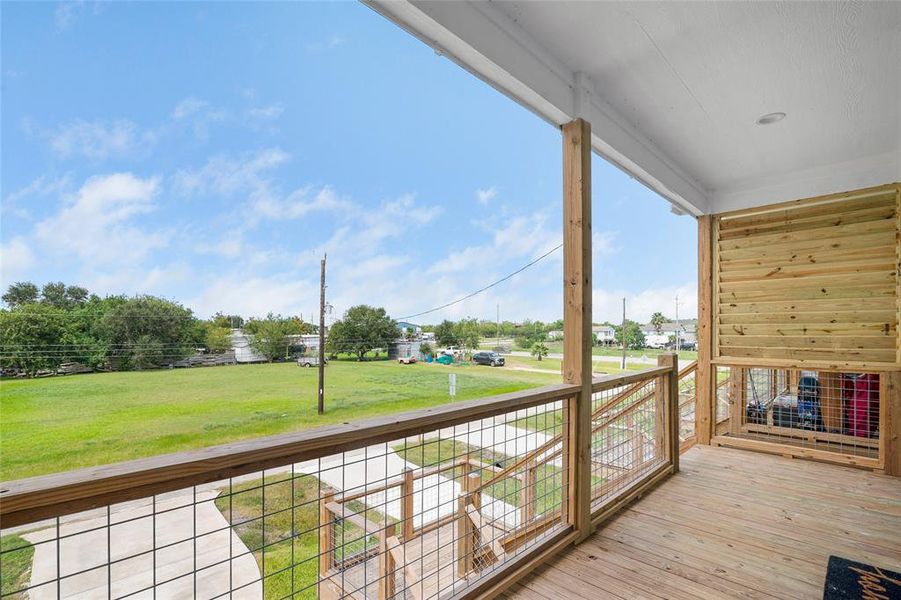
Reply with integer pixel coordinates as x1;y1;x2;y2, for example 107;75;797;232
1;1;697;324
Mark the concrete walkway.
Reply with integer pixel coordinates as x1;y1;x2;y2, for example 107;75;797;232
23;490;261;600
17;415;562;598
297;443;522;529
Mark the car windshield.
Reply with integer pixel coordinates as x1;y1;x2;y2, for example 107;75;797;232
488;352;498;358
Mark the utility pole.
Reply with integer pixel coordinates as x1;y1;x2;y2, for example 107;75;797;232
674;294;681;356
318;254;327;415
621;297;627;370
496;303;500;348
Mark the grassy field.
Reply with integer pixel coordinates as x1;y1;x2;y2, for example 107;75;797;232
213;473;392;600
545;341;698;362
0;361;560;481
0;535;33;596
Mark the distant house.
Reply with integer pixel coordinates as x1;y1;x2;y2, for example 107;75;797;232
397;321;422;337
388;340;422;360
288;334;322;354
546;330;564;341
639;320;698;348
592;325;616;346
230;330;266;363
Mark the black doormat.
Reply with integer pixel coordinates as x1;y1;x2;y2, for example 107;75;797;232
823;556;901;599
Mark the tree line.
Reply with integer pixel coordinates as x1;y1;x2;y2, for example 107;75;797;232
0;281;314;375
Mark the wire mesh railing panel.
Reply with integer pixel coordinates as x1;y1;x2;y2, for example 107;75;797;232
0;393;572;600
589;374;667;511
678;366;697;443
722;366;881;460
716;366;732;424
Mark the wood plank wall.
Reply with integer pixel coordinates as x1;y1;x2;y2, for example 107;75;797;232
713;183;901;370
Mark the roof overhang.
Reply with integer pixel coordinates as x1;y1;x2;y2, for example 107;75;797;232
366;1;901;216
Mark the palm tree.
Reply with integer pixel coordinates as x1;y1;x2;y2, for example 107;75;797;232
531;342;550;361
650;312;666;334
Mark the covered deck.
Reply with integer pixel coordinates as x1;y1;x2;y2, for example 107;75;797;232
509;445;901;600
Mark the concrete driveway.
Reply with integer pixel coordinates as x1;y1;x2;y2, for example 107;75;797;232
23;490;261;600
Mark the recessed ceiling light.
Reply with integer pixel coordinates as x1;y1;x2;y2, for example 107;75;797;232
756;112;786;125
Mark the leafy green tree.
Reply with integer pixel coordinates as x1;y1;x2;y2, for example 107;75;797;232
650;312;667;334
419;341;434;358
434;320;459;347
530;342;550;361
454;318;480;351
99;296;196;369
205;325;233;354
248;314;293;362
326;305;399;360
211;313;244;329
2;282;39;308
614;320;646;350
515;320;546;350
0;303;68;375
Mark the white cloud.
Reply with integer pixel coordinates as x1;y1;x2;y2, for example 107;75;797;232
55;1;95;31
87;262;194;298
48;119;155;160
188;274;318;319
3;174;75;219
6;174;73;204
171;96;228;139
195;230;245;259
35;173;168;265
0;237;36;285
305;34;346;53
247;103;284;120
429;213;560;275
593;283;697;325
172;148;289;197
253;185;353;220
475;186;497;205
172;97;210;120
592;231;620;261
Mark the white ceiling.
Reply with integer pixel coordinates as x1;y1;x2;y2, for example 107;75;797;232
369;1;901;214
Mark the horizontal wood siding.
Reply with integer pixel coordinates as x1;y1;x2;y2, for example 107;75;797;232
714;183;901;369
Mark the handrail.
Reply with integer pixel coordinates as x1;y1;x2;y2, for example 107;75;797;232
0;382;579;528
473;365;672;494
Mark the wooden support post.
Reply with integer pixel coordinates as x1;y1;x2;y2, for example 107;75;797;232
658;353;680;472
401;468;415;541
456;495;474;578
728;368;746;436
881;372;900;476
464;471;481;511
627;414;642;468
789;370;801;395
378;533;395;600
654;366;666;458
521;462;536;523
319;488;335;577
562;117;593;542
696;215;714;445
820;371;843;433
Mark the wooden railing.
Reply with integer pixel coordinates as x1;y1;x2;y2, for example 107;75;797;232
0;362;681;600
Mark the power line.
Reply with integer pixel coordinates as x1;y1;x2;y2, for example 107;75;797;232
397;243;562;321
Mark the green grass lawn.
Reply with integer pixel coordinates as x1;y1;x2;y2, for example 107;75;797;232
0;535;33;596
543;341;698;362
213;472;394;600
0;361;560;481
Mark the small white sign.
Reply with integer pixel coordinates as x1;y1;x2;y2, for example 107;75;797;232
449;373;457;399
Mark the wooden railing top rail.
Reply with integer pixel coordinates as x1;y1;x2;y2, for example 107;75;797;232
591;366;670;393
0;382;579;529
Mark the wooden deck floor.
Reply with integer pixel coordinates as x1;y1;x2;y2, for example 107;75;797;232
506;445;901;600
